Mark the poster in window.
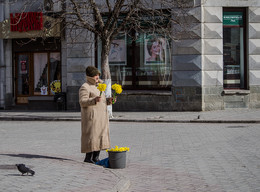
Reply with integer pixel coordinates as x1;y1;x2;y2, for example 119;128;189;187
109;33;126;65
20;60;27;74
145;34;167;65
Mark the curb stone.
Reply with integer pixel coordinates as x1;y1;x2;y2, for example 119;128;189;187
108;170;131;192
1;116;260;123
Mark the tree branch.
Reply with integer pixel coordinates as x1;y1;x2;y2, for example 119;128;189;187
106;0;112;12
104;0;125;37
89;0;105;33
110;0;140;38
69;0;97;34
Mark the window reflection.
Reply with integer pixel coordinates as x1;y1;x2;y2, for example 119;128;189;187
108;32;172;89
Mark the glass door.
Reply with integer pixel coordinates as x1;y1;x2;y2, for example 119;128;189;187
15;52;61;104
16;53;30;104
34;53;48;95
223;8;247;89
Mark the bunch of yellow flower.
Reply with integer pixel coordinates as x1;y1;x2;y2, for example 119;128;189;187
112;83;123;94
106;146;130;152
50;80;61;94
111;83;123;104
97;83;107;96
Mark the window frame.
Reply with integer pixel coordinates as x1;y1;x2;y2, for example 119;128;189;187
223;7;248;90
96;10;172;91
15;51;61;98
96;30;172;90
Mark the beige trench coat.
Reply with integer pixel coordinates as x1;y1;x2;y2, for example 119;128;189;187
79;76;111;153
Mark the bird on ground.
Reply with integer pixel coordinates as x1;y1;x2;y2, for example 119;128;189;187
15;164;35;176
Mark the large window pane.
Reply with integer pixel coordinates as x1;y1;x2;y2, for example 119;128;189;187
223;10;245;89
107;32;172;89
34;53;48;95
17;54;29;95
49;52;61;95
109;33;132;86
135;33;171;88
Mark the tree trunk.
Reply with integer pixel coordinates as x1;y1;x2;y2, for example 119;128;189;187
101;39;111;80
101;39;113;118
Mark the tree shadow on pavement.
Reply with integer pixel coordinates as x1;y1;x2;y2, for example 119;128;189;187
0;153;73;161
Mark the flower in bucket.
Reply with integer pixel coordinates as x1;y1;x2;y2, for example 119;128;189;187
107;146;129;169
106;145;130;152
111;83;123;104
97;83;107;96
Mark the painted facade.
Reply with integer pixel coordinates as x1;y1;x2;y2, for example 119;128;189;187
0;0;260;111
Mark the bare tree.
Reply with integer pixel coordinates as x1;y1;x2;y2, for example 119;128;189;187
5;0;198;113
7;0;197;82
61;0;196;80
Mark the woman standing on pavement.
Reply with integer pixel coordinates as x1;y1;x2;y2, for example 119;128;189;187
79;66;113;163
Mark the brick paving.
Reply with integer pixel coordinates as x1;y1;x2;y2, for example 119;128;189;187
109;122;260;192
0;121;129;192
0;109;260;191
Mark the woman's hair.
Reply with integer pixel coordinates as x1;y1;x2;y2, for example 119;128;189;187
147;38;158;56
86;66;101;77
146;37;165;62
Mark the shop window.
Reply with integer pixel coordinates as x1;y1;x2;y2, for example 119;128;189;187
34;53;48;95
17;54;30;95
16;52;61;99
98;32;172;90
223;8;247;89
33;52;61;95
97;10;172;90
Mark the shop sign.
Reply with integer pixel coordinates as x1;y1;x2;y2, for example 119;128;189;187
10;12;43;32
223;12;243;26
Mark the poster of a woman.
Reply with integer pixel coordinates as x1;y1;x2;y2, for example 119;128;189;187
109;33;126;65
145;35;166;65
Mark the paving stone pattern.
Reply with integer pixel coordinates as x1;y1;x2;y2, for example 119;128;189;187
0;121;125;192
109;122;260;192
1;121;260;191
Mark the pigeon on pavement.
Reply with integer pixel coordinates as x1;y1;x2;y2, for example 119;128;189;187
16;164;35;176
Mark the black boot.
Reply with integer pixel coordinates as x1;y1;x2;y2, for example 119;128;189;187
92;151;100;163
84;152;94;163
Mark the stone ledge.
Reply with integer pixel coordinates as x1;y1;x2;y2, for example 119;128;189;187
121;90;172;96
28;96;54;101
223;90;250;95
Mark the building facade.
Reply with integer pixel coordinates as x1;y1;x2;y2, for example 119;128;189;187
0;0;260;111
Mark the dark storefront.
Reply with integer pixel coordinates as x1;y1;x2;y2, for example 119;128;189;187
13;38;62;110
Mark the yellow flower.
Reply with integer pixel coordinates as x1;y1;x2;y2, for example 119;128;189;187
97;83;107;96
111;83;123;104
112;84;123;94
106;146;130;152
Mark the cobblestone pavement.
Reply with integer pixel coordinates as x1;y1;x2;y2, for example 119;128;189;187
1;109;260;192
109;122;260;192
0;121;129;192
1;108;260;123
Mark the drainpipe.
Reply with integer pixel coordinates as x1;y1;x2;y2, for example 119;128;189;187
0;2;5;109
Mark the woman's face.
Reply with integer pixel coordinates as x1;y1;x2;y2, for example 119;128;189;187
151;41;161;55
93;75;99;83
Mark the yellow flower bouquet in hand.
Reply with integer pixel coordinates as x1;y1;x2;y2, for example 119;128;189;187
97;83;107;96
111;83;123;104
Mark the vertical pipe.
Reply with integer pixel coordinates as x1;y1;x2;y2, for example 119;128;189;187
0;1;5;109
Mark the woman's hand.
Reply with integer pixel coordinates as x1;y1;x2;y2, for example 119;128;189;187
107;97;115;105
95;96;101;103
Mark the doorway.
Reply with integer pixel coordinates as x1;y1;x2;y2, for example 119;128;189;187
15;52;61;104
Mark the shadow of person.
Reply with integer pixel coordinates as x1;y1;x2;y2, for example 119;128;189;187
0;153;73;161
